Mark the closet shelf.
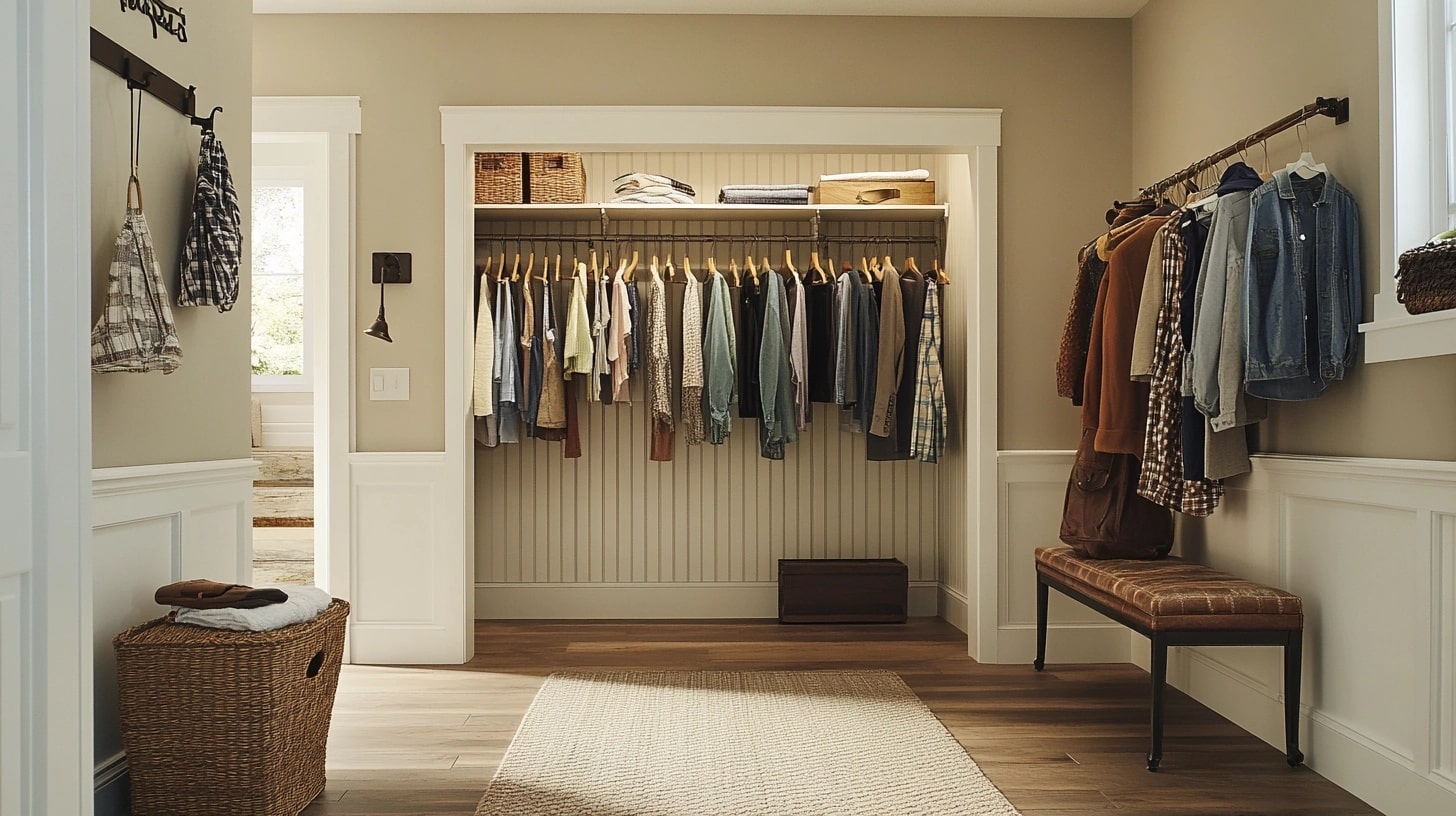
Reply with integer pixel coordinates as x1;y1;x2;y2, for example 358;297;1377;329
473;203;948;225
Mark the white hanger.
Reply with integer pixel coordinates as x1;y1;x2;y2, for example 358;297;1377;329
1285;122;1327;179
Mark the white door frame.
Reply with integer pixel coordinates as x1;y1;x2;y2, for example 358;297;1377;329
4;0;92;812
439;106;1002;662
252;97;361;660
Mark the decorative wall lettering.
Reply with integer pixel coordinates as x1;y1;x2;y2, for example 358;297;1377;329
120;0;188;43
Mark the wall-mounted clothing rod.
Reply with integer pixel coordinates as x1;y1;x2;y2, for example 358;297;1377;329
1138;95;1350;199
90;28;196;119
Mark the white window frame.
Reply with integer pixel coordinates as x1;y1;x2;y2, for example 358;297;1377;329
1362;0;1456;361
251;136;327;392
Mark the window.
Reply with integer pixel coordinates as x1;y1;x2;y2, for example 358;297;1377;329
251;182;306;380
251;137;326;390
1360;0;1456;361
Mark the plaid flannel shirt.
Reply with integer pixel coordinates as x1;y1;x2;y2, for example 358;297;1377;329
1138;219;1224;516
177;131;242;312
909;280;946;463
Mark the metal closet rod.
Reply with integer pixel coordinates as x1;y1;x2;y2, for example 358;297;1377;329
473;234;938;244
1138;95;1351;199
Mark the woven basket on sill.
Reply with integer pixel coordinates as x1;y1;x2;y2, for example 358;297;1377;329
474;152;586;204
113;599;349;816
1396;238;1456;314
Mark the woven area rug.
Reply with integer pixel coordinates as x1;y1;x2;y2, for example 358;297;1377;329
476;670;1021;816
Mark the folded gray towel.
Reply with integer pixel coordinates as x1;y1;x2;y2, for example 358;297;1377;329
719;184;812;193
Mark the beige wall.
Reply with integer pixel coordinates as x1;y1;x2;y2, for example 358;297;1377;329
252;13;1132;452
1132;0;1456;460
91;0;253;468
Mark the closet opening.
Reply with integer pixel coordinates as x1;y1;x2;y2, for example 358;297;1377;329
343;105;1003;665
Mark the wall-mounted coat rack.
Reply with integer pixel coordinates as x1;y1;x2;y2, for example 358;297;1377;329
90;28;196;119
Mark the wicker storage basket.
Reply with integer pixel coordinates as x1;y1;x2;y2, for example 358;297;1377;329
113;599;350;816
1396;238;1456;314
474;152;586;204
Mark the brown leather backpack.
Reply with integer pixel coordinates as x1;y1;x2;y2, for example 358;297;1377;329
1059;428;1174;559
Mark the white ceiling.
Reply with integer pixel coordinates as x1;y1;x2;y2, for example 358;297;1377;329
252;1;1152;18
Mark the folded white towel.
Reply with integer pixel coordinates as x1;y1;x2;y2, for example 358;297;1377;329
173;585;333;632
819;170;931;182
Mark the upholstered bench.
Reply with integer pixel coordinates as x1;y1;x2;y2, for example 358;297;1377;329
1033;546;1304;771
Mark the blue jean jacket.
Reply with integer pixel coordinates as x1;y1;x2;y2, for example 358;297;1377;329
1243;169;1361;401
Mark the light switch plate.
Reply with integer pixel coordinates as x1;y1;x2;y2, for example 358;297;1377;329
369;367;410;401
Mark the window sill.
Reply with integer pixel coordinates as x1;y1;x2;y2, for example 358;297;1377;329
1359;308;1456;363
251;380;311;394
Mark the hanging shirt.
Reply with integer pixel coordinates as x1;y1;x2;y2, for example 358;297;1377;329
493;278;521;444
591;271;611;404
647;267;674;461
703;270;737;444
909;280;946;463
1138;219;1223;516
681;268;706;445
536;277;567;432
626;280;642;375
807;278;837;403
852;276;880;434
870;261;906;438
519;277;541;433
610;269;633;403
789;270;810;430
563;263;593;378
176;130;242;312
869;265;925;462
737;279;764;419
759;271;797;460
471;270;496;418
833;271;859;408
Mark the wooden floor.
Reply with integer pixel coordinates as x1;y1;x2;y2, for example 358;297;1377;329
305;619;1380;816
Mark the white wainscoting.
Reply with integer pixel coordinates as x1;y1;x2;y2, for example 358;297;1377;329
1155;455;1456;816
348;452;468;664
91;458;256;807
996;451;1131;663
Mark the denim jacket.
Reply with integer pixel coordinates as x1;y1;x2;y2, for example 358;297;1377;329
1243;169;1361;401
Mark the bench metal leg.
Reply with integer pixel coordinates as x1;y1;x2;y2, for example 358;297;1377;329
1034;577;1049;671
1148;636;1168;771
1284;631;1305;767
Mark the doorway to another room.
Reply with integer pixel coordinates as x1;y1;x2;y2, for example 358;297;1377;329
250;134;326;586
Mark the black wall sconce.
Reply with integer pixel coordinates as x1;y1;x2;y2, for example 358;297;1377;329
364;252;412;343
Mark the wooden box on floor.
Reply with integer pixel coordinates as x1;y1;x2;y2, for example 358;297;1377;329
112;600;350;816
778;558;908;623
811;181;935;205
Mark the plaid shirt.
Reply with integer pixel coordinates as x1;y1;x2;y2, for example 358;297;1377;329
177;131;241;312
909;280;945;463
1138;220;1223;516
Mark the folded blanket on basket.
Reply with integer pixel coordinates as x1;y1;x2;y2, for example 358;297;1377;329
173;585;332;632
819;169;931;182
155;579;288;609
718;184;812;205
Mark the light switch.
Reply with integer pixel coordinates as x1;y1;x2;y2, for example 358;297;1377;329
369;367;410;401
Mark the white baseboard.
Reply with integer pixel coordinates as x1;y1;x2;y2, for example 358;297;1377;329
475;581;941;620
939;585;969;633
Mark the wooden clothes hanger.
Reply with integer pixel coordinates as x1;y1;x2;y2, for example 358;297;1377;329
589;249;599;282
684;256;697;282
783;249;797;278
810;251;827;284
509;253;521;282
745;256;759;286
625;250;640;282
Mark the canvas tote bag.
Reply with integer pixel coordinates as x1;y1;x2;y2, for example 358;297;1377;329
91;176;183;374
1059;428;1173;559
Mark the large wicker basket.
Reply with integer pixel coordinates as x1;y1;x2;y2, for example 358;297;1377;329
1397;238;1456;314
474;152;586;204
113;599;350;816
